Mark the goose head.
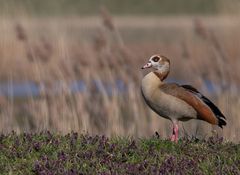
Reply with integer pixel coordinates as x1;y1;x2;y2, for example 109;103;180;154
142;55;170;71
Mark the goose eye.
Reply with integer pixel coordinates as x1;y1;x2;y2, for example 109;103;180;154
152;57;160;62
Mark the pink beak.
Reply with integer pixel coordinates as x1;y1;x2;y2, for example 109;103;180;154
141;62;152;69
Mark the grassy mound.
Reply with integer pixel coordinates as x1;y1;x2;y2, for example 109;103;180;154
1;132;240;174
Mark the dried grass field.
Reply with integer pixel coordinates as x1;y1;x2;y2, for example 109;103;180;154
0;13;239;141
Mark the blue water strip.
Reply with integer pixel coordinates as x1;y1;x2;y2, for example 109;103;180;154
0;79;234;98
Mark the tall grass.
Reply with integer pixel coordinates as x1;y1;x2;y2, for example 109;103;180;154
0;0;228;16
0;13;239;141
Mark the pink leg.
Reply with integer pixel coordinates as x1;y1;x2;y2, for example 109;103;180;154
170;134;176;142
174;124;179;142
170;121;179;142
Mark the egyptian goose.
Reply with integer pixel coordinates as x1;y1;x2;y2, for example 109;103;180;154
141;55;226;142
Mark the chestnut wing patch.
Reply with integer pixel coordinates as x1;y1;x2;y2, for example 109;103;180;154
181;84;226;127
159;83;219;125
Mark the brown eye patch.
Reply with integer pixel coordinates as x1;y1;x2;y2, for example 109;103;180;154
152;56;160;62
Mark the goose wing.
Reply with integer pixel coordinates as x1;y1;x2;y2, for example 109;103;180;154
159;83;226;127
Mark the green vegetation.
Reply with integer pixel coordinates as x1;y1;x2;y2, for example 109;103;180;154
0;132;239;174
0;0;228;16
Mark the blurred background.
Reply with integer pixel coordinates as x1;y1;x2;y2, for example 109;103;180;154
0;0;239;141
